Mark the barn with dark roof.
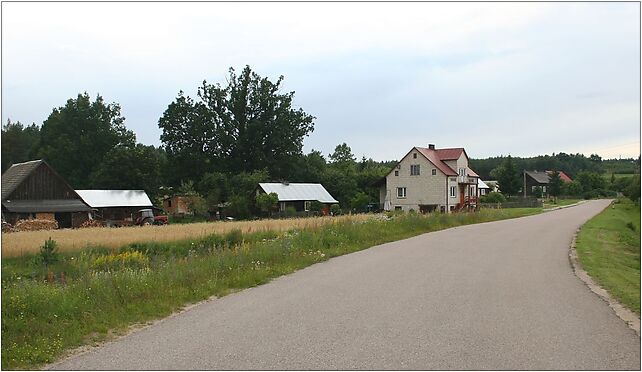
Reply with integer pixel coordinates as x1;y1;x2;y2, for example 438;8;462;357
1;160;92;228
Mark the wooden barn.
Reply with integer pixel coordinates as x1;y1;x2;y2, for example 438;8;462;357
1;160;92;228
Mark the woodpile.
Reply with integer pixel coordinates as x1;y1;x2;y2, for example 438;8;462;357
13;219;59;232
2;221;17;233
79;219;105;228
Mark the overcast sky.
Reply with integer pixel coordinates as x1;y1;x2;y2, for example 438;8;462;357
2;2;640;161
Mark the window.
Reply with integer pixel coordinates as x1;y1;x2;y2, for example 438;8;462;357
168;200;172;207
432;169;437;176
450;186;457;198
397;187;407;198
413;153;417;159
450;206;455;211
459;168;466;176
394;170;399;176
410;164;420;176
304;201;311;211
395;206;403;211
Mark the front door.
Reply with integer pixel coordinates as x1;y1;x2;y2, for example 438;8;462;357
459;186;465;205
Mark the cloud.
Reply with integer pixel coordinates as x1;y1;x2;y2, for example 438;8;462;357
1;2;639;160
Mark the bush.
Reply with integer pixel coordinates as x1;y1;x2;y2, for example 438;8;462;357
224;229;244;248
626;222;636;231
480;192;506;204
285;206;297;217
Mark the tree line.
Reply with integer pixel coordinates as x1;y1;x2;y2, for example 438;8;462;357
2;65;640;218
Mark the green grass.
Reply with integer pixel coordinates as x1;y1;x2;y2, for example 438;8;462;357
543;198;582;209
575;198;640;314
1;208;540;370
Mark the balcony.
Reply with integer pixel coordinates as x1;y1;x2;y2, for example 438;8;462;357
457;175;477;184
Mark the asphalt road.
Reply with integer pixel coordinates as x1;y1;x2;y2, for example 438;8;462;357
50;200;640;370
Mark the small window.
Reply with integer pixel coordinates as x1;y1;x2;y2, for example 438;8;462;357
413;153;417;159
450;186;457;198
168;200;172;207
397;187;407;198
395;206;403;211
394;170;399;176
304;201;311;211
450;205;455;211
459;168;466;176
410;164;420;176
432;169;437;176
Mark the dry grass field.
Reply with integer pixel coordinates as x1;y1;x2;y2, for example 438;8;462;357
1;214;373;258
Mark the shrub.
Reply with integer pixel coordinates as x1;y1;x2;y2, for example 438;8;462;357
626;222;636;231
480;192;506;204
285;206;297;217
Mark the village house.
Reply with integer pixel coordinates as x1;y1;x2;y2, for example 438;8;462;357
162;195;194;216
376;144;480;213
1;160;92;228
256;182;338;215
523;170;573;197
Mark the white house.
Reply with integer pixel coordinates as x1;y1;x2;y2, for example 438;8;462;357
376;144;480;213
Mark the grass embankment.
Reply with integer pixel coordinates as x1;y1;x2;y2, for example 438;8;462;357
2;208;540;370
1;214;371;258
575;198;640;314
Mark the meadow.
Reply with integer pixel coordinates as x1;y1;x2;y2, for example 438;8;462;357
1;208;541;370
1;214;371;258
575;198;641;314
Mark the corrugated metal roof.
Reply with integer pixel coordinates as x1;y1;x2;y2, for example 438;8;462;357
258;183;338;203
2;199;92;213
76;190;153;208
1;160;44;200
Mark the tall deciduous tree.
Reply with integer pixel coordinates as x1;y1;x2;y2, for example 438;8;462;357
38;93;135;188
158;66;315;183
491;155;521;197
1;119;41;171
90;144;166;198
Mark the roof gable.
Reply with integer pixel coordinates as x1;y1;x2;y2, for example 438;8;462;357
258;183;338;203
1;160;45;200
435;148;468;161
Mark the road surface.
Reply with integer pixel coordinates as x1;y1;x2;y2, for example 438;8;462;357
50;200;640;370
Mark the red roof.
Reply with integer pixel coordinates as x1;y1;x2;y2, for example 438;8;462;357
416;147;457;176
435;148;466;160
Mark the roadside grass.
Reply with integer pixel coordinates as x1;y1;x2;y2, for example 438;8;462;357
575;198;640;314
1;208;540;370
543;198;581;209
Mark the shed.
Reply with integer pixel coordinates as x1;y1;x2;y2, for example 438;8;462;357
1;160;92;227
256;183;338;214
76;190;153;225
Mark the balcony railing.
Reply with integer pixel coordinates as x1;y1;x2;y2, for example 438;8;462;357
457;175;477;184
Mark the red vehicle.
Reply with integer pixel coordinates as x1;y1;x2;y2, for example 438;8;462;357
135;209;168;226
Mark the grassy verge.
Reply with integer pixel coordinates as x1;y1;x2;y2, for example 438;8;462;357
543;198;581;209
575;198;640;314
2;208;540;370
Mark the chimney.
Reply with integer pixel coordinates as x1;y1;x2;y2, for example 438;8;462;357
428;144;435;150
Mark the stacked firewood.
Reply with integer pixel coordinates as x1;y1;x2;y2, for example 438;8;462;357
2;221;17;233
14;219;59;232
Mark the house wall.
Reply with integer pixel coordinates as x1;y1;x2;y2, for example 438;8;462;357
384;149;448;212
